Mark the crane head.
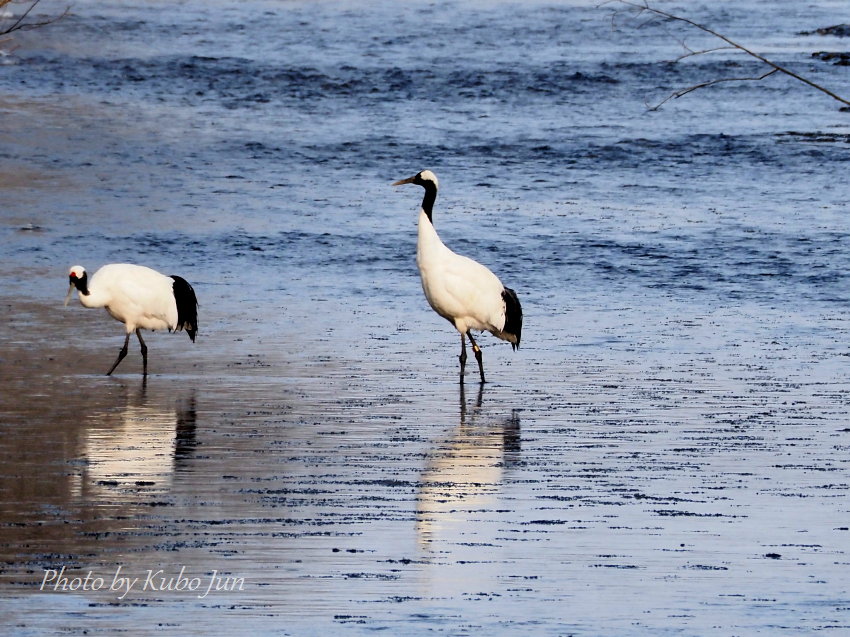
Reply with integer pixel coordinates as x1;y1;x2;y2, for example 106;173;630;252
392;170;439;190
65;265;88;305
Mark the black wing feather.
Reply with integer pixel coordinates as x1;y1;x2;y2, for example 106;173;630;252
170;275;199;342
501;286;522;350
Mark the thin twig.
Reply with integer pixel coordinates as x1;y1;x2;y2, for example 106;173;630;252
2;0;68;37
4;0;42;35
15;7;70;32
671;45;735;63
604;0;850;109
648;69;779;111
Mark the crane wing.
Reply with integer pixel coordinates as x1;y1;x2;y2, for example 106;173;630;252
421;250;507;332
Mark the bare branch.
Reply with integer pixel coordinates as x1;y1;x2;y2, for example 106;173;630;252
604;0;850;109
671;45;736;63
3;0;42;35
649;69;779;111
1;0;69;38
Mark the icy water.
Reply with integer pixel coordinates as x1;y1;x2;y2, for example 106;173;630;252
1;0;850;634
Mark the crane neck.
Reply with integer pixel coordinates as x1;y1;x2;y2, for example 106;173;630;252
420;182;437;223
71;273;111;309
72;273;90;297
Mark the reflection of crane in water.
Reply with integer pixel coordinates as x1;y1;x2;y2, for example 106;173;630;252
70;382;197;502
416;385;520;554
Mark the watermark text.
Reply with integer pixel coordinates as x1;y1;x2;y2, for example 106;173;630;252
40;565;245;600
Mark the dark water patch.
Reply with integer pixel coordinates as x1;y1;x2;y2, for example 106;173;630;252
778;130;850;144
513;226;850;305
580;132;838;169
800;24;850;37
334;129;850;178
12;53;622;110
58;228;414;279
811;51;850;66
654;510;744;518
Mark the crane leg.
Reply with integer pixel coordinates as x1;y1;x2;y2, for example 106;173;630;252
459;333;467;383
106;333;131;376
136;330;148;376
467;332;485;384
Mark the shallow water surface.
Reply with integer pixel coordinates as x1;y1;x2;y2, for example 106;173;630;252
1;0;850;634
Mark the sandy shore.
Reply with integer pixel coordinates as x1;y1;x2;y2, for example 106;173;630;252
3;283;850;634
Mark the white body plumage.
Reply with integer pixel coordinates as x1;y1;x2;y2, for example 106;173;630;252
417;209;514;342
74;264;181;333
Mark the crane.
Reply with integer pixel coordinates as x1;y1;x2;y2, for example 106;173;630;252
393;170;522;383
65;263;198;376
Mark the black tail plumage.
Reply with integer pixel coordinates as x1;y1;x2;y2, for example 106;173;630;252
170;275;199;342
501;286;522;350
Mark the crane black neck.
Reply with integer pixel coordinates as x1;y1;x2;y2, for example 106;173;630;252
420;182;437;223
72;273;90;296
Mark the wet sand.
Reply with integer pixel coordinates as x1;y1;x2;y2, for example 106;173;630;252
3;276;850;634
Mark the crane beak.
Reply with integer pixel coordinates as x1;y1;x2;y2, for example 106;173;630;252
392;175;416;187
64;283;75;307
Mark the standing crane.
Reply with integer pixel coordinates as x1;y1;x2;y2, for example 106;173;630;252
65;263;198;376
393;170;522;383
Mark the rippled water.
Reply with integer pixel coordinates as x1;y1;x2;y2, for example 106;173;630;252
1;0;850;634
